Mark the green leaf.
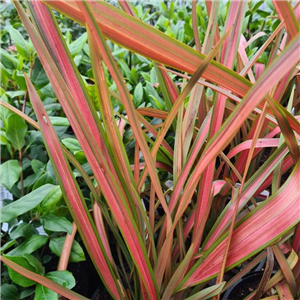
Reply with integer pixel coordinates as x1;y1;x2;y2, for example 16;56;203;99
133;82;143;107
150;67;157;85
13;71;27;90
31;57;49;90
49;237;86;262
1;256;89;300
0;283;19;300
4;254;44;287
31;159;45;174
40;186;62;211
9;26;31;60
1;62;12;79
0;131;10;146
61;138;82;153
41;215;73;234
32;173;54;190
0;184;57;222
0;160;22;190
4;90;26;99
46;271;76;289
34;285;58;300
118;59;131;80
48;116;70;127
20;289;35;299
7;235;48;256
1;240;17;253
10;223;33;239
184;22;194;37
69;32;87;57
6;114;28;150
0;49;18;69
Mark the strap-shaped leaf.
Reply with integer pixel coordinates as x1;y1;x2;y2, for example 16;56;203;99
43;0;252;98
179;160;300;289
1;256;89;300
25;75;122;299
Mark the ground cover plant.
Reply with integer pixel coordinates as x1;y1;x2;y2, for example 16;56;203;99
1;1;300;299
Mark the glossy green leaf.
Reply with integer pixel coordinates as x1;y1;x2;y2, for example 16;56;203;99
34;285;57;300
46;271;75;289
6;114;28;150
10;223;33;240
40;186;62;210
31;57;49;90
0;49;18;69
61;138;82;153
41;215;73;234
8;26;31;60
1;184;57;222
7;235;48;256
32;173;54;190
49;237;85;263
31;159;45;174
0;240;17;253
69;32;87;57
0;160;22;190
0;284;19;300
133;82;143;107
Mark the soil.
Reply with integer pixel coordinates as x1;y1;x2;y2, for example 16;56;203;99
222;272;263;300
43;244;100;298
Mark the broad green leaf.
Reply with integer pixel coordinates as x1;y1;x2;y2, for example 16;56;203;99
7;235;48;256
48;116;70;127
61;138;82;153
1;62;12;79
49;237;85;262
184;22;193;37
0;160;22;190
34;285;57;300
32;172;54;190
46;271;75;289
12;71;27;90
41;215;73;234
1;256;90;300
0;49;18;69
40;186;62;210
0;131;9;145
0;184;57;222
133;82;143;107
31;57;49;90
1;240;17;253
20;289;35;299
4;91;25;99
9;26;31;60
0;284;19;300
4;254;44;287
6;114;28;150
69;32;87;57
10;223;33;240
31;159;45;174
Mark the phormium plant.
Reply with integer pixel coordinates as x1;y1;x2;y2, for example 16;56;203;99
1;1;300;300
